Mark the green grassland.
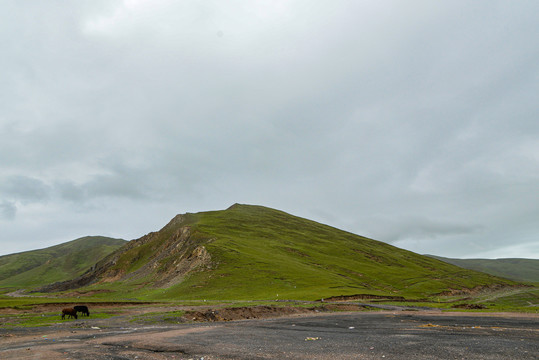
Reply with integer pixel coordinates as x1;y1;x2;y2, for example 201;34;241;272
47;204;520;302
0;311;115;328
1;204;535;318
471;287;539;311
428;256;539;283
159;205;518;300
0;236;126;288
0;287;536;329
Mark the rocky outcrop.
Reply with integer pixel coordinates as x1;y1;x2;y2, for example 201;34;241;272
36;214;212;293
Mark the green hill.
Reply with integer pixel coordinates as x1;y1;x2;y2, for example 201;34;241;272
39;204;519;300
428;256;539;283
0;236;126;288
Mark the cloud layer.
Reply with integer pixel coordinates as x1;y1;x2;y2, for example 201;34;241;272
1;1;538;258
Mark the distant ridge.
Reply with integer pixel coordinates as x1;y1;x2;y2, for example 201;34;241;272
0;236;126;288
427;255;539;283
36;204;520;300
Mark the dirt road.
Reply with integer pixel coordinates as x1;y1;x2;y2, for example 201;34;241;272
1;309;538;359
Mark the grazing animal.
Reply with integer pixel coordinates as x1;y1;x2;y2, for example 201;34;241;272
74;305;90;317
61;308;78;320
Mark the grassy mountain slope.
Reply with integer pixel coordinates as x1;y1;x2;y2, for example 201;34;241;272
40;204;519;300
0;236;126;288
428;256;539;283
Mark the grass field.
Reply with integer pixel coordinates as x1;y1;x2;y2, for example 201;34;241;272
1;205;532;315
0;236;126;288
142;205;518;300
0;286;537;329
429;256;539;283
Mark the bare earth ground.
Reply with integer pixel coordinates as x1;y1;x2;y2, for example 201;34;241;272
0;303;538;359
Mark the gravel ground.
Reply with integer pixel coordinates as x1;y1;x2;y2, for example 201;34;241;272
0;308;537;359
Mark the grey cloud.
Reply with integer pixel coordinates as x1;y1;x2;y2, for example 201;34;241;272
54;165;153;203
84;173;149;200
0;1;538;258
381;217;484;243
0;201;16;220
55;182;86;203
0;176;50;203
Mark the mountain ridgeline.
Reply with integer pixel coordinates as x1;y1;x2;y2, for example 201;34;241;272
36;204;519;300
0;236;126;288
428;256;539;284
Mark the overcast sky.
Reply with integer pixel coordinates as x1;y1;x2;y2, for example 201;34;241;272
1;1;538;259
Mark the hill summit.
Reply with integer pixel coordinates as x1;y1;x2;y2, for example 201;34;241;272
39;204;518;300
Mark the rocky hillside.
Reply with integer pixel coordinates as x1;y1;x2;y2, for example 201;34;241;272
38;214;212;292
37;204;520;300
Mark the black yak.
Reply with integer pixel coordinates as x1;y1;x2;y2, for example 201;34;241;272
74;305;90;317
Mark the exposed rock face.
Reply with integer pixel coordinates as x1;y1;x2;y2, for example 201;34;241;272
36;215;212;293
118;225;212;288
